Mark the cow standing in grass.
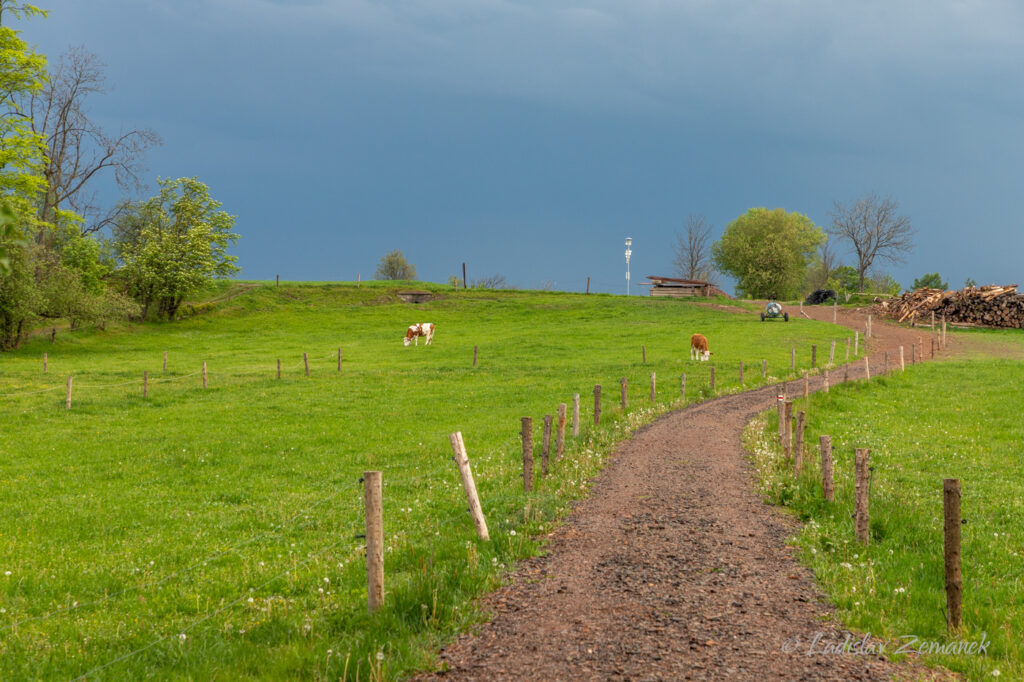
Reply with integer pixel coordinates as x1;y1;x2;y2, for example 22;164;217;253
404;323;435;346
690;333;711;361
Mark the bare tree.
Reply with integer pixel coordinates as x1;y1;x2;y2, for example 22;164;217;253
829;193;914;293
805;239;838;291
672;214;715;283
471;273;509;289
27;47;160;237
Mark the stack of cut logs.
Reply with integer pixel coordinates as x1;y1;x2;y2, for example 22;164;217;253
873;285;1024;328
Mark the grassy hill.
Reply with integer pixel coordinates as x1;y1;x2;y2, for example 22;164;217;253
0;281;855;679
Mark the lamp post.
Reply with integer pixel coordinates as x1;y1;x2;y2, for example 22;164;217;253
624;237;632;296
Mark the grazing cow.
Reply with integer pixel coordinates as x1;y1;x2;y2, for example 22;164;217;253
690;333;712;361
403;322;435;346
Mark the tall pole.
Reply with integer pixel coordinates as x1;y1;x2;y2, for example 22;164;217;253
624;237;632;296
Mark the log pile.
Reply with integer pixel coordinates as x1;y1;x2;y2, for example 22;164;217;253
873;285;1024;328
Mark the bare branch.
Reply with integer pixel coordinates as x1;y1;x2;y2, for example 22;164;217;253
672;213;716;283
28;46;161;236
829;192;915;292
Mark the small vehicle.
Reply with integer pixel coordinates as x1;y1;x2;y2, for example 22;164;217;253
761;301;789;322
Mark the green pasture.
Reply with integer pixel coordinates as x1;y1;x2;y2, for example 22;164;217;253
750;331;1024;681
0;282;853;680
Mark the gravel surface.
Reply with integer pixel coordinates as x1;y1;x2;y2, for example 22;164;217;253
417;307;958;681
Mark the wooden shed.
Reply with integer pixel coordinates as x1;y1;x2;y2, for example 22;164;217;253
642;276;732;299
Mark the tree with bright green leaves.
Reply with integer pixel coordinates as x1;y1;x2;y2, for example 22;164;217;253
374;249;416;280
711;207;825;299
114;177;239;320
0;2;46;273
911;272;947;291
0;2;47;230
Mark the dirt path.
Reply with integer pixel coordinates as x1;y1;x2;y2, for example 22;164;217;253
419;307;955;681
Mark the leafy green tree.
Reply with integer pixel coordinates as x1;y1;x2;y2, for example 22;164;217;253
711;207;825;299
0;2;47;236
911;272;947;290
374;249;416;280
964;277;977;288
868;272;902;296
114;177;239;319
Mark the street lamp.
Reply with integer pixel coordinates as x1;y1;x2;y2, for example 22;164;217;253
624;237;632;296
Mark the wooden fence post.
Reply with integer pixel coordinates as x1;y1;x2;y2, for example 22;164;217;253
473;345;478;367
521;417;534;492
761;359;767;378
203;362;207;389
681;373;686;402
864;356;870;380
650;372;656;403
449;433;490;541
829;339;836;366
276;273;279;287
163;351;168;372
556;403;567;460
820;436;834;501
944;478;963;632
541;415;553;476
66;375;73;409
593;385;601;425
854;448;871;544
931;337;935;359
884;351;888;374
783;401;793;461
833;299;837;322
811;345;817;368
823;370;830;393
793;411;806;474
803;372;809;399
790;348;795;370
899;346;905;371
931;310;936;331
364;470;384;612
572;394;580;437
304;352;310;376
845;338;850;362
776;389;785;445
620;377;628;410
143;371;148;398
586;276;590;294
855;331;859;356
43;353;47;373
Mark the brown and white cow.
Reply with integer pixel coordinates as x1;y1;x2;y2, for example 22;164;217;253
690;333;711;361
403;322;435;346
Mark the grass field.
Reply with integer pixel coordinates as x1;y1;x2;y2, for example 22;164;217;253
0;281;855;679
749;331;1024;681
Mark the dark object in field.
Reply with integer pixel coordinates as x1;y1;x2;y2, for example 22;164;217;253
760;301;788;322
804;289;837;305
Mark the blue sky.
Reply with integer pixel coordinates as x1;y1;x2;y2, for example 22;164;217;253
21;1;1024;294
